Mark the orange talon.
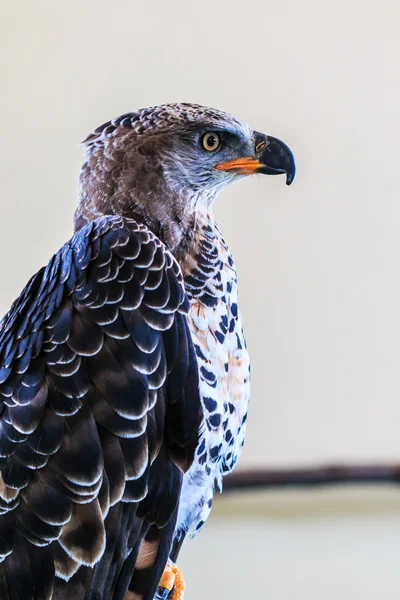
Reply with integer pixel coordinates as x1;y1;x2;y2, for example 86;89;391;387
169;564;184;600
157;560;185;600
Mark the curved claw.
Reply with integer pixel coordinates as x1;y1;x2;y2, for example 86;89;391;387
155;560;185;600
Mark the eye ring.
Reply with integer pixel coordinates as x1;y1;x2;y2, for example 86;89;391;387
202;132;221;152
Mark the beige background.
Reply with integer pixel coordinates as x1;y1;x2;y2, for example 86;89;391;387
1;1;399;598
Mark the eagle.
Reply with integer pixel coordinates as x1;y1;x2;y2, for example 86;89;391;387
0;103;295;600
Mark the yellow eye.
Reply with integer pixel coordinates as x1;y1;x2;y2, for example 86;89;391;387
202;132;221;152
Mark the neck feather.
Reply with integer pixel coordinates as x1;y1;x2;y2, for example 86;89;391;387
74;141;219;260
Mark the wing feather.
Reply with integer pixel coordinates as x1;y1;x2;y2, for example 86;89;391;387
0;215;202;599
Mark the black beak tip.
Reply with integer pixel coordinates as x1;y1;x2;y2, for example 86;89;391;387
286;167;295;186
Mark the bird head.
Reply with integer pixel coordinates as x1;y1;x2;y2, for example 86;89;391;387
76;103;295;250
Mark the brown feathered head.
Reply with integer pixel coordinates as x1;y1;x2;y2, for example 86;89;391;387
76;103;295;251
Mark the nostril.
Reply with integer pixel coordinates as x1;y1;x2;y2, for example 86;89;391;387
255;141;266;153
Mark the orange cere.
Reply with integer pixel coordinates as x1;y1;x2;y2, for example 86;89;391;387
215;157;261;175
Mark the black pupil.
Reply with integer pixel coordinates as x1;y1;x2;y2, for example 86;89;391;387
206;135;217;148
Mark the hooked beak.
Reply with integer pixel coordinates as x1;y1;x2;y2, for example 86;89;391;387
216;135;296;185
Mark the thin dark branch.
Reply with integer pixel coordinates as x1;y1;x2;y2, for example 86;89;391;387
223;464;400;493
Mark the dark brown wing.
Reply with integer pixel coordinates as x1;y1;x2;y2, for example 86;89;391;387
0;215;201;600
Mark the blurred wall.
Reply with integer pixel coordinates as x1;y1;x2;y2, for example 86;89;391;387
0;2;399;598
180;487;400;600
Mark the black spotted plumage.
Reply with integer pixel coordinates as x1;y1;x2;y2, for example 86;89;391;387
0;215;201;600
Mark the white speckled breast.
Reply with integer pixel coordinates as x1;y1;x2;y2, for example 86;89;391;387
175;213;251;539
